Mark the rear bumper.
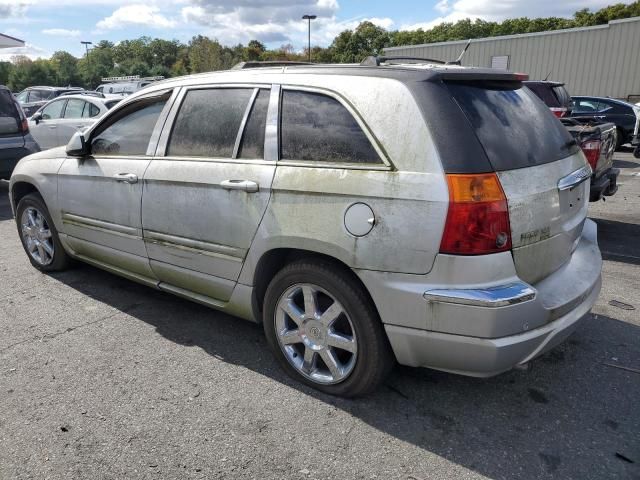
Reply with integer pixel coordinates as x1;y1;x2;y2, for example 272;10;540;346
357;219;602;377
590;168;619;201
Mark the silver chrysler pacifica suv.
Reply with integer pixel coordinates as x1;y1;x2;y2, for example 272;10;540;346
9;61;602;397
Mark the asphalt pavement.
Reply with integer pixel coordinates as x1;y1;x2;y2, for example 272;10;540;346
0;151;639;480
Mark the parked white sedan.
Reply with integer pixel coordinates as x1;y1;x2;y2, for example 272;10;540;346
29;94;121;150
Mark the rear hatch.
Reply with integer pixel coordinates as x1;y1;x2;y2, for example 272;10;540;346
446;79;589;284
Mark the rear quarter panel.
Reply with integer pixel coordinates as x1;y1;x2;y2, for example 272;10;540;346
238;75;449;281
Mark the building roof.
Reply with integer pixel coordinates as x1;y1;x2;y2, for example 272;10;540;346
385;16;640;51
0;33;25;49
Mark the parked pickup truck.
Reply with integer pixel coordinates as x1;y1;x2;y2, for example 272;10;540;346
560;118;619;201
525;80;619;202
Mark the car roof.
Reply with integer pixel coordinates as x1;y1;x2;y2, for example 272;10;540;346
55;94;105;103
572;95;635;108
26;86;83;91
146;63;526;92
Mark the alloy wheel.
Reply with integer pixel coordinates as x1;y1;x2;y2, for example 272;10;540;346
274;283;358;385
20;207;54;266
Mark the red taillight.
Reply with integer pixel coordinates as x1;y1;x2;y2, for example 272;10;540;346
581;140;601;170
19;117;29;134
440;173;512;255
550;107;567;118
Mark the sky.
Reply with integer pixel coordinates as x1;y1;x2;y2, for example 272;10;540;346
0;0;634;61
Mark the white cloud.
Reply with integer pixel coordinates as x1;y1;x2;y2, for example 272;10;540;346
401;0;637;32
404;0;636;30
42;28;81;37
434;0;451;14
0;0;30;18
96;4;177;31
180;0;343;46
0;43;51;62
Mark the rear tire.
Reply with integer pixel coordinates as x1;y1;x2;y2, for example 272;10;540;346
16;193;71;272
263;259;394;397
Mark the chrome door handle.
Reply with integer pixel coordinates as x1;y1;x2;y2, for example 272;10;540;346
113;173;138;184
220;179;259;193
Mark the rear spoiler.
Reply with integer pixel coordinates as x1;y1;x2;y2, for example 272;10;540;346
434;70;529;82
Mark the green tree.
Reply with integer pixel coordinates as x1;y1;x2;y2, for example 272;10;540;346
7;56;56;91
331;21;390;63
0;61;13;86
245;40;266;61
50;51;80;86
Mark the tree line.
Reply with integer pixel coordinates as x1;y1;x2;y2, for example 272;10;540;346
1;1;638;92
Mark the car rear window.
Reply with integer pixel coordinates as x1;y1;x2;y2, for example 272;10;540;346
0;89;19;135
552;85;571;108
447;81;579;171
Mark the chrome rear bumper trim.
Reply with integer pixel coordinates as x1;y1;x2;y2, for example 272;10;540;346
423;282;536;308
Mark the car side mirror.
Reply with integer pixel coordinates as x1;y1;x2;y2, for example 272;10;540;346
32;112;42;124
66;131;90;157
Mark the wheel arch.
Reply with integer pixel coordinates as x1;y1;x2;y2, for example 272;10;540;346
10;180;40;215
251;247;381;326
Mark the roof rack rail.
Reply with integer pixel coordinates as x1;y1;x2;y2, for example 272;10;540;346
60;91;105;98
100;75;165;83
360;56;446;66
231;61;314;70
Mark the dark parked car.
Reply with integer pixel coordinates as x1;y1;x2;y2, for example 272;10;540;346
525;81;619;201
0;85;39;179
571;96;640;149
14;86;84;117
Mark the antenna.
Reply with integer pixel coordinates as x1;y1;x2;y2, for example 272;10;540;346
447;39;471;65
544;71;552;81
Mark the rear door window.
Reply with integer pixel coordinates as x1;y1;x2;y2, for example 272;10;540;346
64;99;85;119
167;88;253;158
237;89;269;159
280;90;381;164
29;90;52;102
447;81;578;171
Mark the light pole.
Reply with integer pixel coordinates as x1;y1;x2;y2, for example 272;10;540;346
302;14;317;62
80;41;92;58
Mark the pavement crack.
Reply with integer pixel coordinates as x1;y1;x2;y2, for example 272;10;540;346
0;309;122;355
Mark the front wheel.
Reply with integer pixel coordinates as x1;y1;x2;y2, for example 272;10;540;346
16;193;71;272
263;259;394;397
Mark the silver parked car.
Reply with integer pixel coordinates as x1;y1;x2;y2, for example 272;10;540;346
29;94;121;150
9;62;602;397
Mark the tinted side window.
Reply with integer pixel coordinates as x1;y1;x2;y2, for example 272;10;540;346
30;90;51;102
41;100;66;120
16;91;28;103
238;89;269;159
83;102;100;118
280;90;380;164
92;97;167;156
64;99;85;119
168;88;253;158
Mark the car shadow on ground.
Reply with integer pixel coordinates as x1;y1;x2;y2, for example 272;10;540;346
45;263;640;480
2;180;638;479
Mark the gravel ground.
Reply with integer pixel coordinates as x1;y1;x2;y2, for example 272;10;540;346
0;150;639;480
